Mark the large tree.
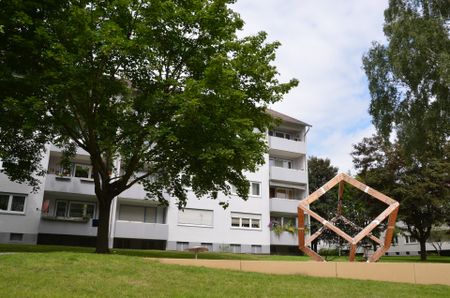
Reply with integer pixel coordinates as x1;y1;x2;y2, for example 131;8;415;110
362;0;449;158
352;135;450;260
0;0;298;253
360;0;450;260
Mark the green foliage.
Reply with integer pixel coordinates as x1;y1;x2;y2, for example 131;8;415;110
360;0;450;261
308;156;338;221
362;0;450;160
352;135;450;260
0;0;298;252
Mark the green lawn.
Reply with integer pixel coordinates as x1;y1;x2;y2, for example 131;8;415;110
1;244;450;263
0;251;449;297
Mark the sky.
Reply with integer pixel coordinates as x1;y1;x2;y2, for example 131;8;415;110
232;0;389;173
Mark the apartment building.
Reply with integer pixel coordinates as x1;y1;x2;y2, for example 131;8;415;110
0;110;310;254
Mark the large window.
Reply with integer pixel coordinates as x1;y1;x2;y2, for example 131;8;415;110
230;182;261;197
269;157;293;169
0;194;26;214
270;187;294;199
55;200;95;219
178;208;213;227
118;205;157;223
231;212;261;229
74;164;93;179
404;235;418;244
269;130;302;141
52;163;93;179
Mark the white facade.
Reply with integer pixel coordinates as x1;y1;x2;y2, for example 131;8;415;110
0;110;310;254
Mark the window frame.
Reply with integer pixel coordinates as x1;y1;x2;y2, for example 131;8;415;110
0;193;27;215
73;163;93;179
249;182;261;197
269;157;293;169
230;212;262;230
54;200;96;219
117;204;158;223
177;208;214;228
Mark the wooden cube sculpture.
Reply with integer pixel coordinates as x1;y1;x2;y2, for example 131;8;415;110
297;173;399;262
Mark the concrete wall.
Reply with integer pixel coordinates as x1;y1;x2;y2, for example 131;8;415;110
157;259;450;286
166;156;271;253
0;150;49;244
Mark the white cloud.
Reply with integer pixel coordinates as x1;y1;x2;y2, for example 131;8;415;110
232;0;388;172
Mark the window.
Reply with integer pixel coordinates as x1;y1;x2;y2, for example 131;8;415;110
55;200;95;219
392;236;398;246
69;202;95;218
74;164;93;179
177;242;189;251
118;205;157;223
0;194;26;213
269;157;293;169
405;235;417;244
250;182;261;196
230;182;261;197
269;130;296;140
251;245;262;254
230;212;261;229
270;187;295;199
9;233;23;241
230;244;241;253
178;209;213;227
55;201;68;217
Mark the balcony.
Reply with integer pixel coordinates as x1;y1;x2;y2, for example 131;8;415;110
270;198;300;214
269;136;306;157
114;221;169;240
270;231;298;246
44;174;95;195
39;216;97;236
270;166;307;184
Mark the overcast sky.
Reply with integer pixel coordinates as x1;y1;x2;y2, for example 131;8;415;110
232;0;388;173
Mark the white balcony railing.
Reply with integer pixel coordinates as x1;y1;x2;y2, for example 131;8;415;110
268;136;306;155
44;174;95;195
270;231;298;246
269;198;300;214
269;166;307;184
114;221;169;240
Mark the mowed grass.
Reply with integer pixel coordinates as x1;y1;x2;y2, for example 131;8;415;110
0;252;449;297
1;243;450;263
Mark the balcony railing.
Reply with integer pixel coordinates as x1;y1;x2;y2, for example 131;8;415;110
269;166;307;184
44;174;95;195
114;221;169;240
268;136;306;155
269;197;301;214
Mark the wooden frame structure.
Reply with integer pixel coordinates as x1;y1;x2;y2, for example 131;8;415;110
297;173;399;262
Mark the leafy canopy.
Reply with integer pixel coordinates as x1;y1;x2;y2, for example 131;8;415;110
0;0;298;208
362;0;449;160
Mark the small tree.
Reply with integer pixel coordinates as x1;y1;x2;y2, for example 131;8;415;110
0;0;298;253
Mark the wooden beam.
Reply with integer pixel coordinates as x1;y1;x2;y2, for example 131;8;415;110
352;203;399;244
349;244;357;262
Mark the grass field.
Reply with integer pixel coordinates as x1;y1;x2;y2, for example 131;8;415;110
1;251;450;297
1;243;450;263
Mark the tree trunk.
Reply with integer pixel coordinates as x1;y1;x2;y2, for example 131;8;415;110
419;239;427;261
96;198;113;254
